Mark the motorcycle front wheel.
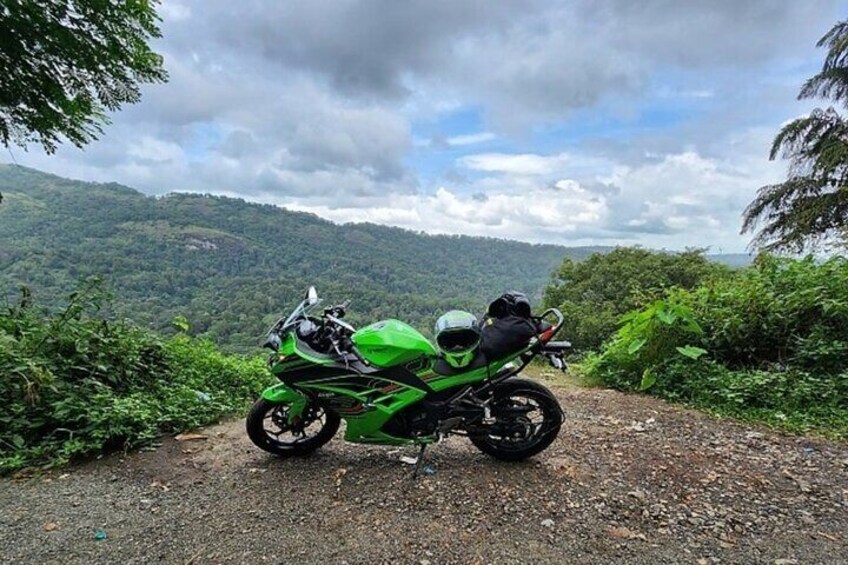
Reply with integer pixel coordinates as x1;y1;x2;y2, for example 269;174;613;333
469;378;563;462
246;398;340;457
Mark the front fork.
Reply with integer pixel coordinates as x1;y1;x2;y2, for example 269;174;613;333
261;383;308;424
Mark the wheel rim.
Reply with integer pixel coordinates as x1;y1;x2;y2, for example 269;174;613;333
480;392;556;452
262;403;328;448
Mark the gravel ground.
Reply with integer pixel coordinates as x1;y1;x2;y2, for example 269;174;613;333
2;382;847;564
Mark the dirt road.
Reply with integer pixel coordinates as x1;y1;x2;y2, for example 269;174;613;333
2;384;847;564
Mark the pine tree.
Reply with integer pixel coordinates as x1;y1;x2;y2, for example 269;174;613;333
743;21;848;251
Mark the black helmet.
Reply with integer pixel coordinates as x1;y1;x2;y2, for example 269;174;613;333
487;291;531;319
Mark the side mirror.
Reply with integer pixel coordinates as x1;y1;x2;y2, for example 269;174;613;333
263;332;282;351
306;286;318;305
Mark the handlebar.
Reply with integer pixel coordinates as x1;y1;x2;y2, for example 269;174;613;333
326;313;356;333
324;299;351;319
541;340;572;353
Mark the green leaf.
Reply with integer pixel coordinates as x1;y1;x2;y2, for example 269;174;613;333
627;338;647;355
656;308;677;325
638;368;656;391
675;345;707;360
619;310;639;323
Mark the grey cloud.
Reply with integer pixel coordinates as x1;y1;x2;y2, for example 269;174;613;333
178;0;840;125
8;0;842;253
615;219;680;236
121;55;250;126
217;130;257;159
112;74;414;200
428;135;450;150
609;0;833;68
284;106;410;180
207;1;521;99
122;0;842;184
66;134;132;169
580;181;621;197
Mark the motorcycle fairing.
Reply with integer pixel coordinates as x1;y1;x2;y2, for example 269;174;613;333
267;330;531;444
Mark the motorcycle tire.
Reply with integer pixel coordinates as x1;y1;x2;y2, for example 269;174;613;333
469;378;563;462
246;398;340;457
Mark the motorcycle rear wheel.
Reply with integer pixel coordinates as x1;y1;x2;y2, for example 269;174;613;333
246;398;340;457
469;378;563;462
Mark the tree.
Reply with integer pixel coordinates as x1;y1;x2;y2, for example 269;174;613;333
743;21;848;252
542;247;727;351
0;0;167;154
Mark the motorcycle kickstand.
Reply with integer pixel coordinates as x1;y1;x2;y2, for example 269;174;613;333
411;443;428;479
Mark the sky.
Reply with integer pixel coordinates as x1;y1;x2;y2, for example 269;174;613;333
6;0;848;252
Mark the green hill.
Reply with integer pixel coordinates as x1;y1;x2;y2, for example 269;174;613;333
0;165;611;350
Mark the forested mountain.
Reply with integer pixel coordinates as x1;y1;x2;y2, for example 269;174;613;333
0;165;610;350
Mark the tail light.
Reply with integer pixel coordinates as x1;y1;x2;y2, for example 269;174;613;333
539;328;555;343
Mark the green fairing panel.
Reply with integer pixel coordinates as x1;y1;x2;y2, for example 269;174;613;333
342;387;428;444
261;383;308;423
352;319;437;367
262;382;304;403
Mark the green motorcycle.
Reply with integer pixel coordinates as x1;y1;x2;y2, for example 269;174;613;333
246;287;571;468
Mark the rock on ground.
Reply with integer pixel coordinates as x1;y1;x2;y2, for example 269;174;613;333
1;386;847;564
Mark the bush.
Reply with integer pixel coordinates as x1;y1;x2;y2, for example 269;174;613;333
585;255;848;437
583;295;707;391
0;280;271;473
543;247;728;351
691;255;848;371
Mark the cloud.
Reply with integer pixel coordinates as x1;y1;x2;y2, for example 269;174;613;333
234;138;783;252
127;137;186;164
460;153;568;175
5;0;844;253
157;2;191;22
281;183;606;240
188;0;838;125
446;132;496;146
205;0;521;99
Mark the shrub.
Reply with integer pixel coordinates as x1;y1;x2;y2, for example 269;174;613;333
0;280;271;473
543;247;728;350
585;255;848;437
691;255;848;371
583;296;706;390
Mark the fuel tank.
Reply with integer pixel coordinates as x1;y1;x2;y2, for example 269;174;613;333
352;319;436;367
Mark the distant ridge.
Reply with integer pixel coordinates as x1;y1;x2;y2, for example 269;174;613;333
0;165;750;349
0;165;601;348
